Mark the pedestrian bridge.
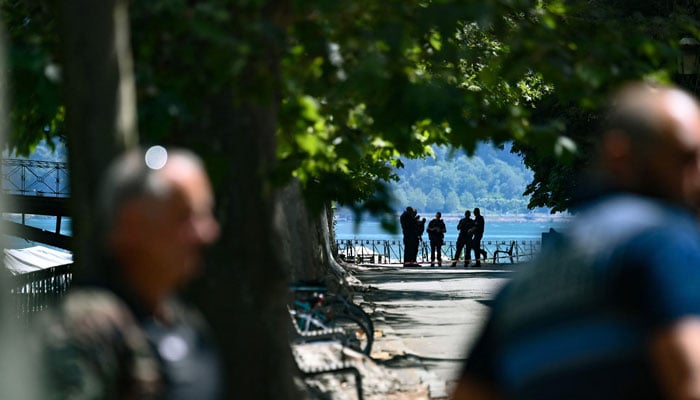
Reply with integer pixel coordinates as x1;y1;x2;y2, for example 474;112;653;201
1;159;70;249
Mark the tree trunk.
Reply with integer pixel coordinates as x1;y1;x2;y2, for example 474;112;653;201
193;102;300;399
53;2;343;398
54;0;137;276
276;181;328;282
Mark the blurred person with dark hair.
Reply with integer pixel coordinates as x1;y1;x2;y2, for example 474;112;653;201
453;82;700;400
38;147;222;399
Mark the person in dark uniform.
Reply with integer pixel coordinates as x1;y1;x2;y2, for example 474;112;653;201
38;147;223;399
414;211;426;264
452;210;474;267
400;206;417;266
471;207;487;267
427;212;447;266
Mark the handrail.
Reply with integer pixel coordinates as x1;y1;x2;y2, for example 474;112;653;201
1;158;70;197
334;238;541;265
7;264;72;323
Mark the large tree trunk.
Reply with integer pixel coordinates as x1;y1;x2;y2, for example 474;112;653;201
277;181;329;282
194;102;300;399
53;2;342;398
55;0;137;276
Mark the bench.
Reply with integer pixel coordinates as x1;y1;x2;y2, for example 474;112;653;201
492;241;516;264
288;307;347;343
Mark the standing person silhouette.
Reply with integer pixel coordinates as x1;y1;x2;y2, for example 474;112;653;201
399;206;417;267
427;212;447;267
452;210;474;267
414;210;427;265
470;208;486;267
452;82;700;400
38;147;223;399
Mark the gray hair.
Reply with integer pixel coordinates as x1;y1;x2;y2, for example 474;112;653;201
97;147;204;237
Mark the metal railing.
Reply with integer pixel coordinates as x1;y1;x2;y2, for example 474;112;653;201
2;159;70;197
8;264;72;322
3;239;532;322
335;238;541;265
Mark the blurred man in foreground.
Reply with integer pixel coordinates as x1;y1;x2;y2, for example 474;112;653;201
39;147;222;399
453;82;700;400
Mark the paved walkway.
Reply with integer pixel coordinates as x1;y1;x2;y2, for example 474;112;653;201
294;263;515;399
356;263;514;398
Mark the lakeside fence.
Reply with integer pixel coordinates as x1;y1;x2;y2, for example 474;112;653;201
334;238;542;265
5;238;540;321
7;265;72;323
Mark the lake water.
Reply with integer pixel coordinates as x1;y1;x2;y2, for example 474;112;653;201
3;214;568;259
3;215;72;249
334;219;568;242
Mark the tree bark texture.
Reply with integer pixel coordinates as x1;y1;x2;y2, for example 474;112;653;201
192;101;300;399
54;0;137;278
276;181;327;283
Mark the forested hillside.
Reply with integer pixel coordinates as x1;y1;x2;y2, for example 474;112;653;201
389;143;547;215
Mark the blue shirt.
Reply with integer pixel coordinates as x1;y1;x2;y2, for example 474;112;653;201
462;194;700;399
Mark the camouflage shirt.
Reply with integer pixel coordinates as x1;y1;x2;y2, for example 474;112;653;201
38;288;222;400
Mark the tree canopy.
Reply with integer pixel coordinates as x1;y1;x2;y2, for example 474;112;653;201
511;0;700;212
4;1;698;216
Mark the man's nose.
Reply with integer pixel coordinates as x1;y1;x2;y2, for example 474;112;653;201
198;216;220;245
187;214;220;245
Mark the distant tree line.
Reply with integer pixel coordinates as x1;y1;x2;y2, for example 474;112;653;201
389;144;547;215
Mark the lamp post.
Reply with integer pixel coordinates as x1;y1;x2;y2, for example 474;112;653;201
678;37;700;92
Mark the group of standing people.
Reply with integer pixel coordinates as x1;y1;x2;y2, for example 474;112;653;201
400;207;486;267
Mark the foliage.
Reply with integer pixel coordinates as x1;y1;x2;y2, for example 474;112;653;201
389;144;537;215
1;1;63;154
509;0;700;211
3;0;700;215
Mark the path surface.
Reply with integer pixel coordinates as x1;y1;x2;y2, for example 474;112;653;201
354;265;514;399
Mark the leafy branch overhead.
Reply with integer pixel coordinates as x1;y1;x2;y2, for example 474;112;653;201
276;0;699;215
2;0;698;215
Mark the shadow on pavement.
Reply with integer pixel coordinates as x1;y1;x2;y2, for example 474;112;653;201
363;289;460;302
353;267;517;285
